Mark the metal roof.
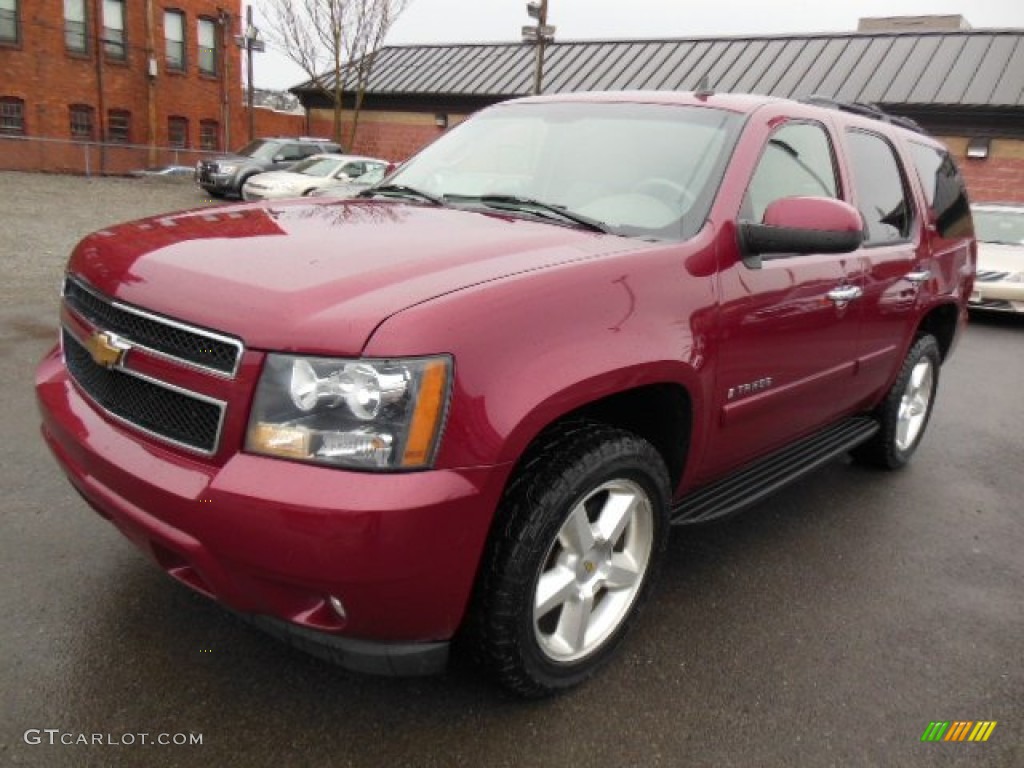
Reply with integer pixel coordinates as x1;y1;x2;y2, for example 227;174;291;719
294;29;1024;108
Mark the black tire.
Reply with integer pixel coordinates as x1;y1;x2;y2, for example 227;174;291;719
852;334;941;470
201;186;224;198
470;421;671;697
234;176;256;199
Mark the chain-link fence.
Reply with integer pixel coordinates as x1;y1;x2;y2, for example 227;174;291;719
0;135;222;176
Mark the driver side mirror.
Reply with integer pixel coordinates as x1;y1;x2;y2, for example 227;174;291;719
739;197;864;269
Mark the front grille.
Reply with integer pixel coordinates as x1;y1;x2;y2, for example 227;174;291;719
975;270;1010;283
197;161;216;183
63;277;242;376
63;329;224;454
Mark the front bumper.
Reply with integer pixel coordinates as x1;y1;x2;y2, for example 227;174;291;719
195;170;239;195
36;347;508;673
969;280;1024;313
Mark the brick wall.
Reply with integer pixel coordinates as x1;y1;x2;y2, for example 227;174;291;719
308;108;462;162
0;0;242;171
940;136;1024;204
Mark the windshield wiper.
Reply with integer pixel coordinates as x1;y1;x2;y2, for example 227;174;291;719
358;184;445;206
452;194;612;234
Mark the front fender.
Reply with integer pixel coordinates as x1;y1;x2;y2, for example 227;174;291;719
362;240;717;471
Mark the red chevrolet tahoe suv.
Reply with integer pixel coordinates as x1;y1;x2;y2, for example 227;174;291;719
36;92;975;697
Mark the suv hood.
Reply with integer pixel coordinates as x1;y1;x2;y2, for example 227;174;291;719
68;199;641;355
244;170;313;188
200;153;256;167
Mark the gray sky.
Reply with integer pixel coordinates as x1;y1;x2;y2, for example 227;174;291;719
252;0;1024;89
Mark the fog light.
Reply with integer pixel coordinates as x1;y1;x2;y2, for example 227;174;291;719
328;595;347;620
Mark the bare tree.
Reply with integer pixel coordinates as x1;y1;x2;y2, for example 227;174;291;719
343;0;410;145
260;0;410;147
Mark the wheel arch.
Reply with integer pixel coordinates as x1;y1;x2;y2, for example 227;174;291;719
915;301;960;362
499;377;695;506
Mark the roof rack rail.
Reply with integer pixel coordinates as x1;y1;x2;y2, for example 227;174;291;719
803;95;927;135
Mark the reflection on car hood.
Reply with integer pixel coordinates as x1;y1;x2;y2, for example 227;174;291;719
977;242;1024;273
67;198;642;355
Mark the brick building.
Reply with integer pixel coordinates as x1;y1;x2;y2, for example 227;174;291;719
0;0;245;173
293;16;1024;203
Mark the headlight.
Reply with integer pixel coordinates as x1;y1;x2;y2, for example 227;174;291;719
1005;272;1024;284
218;164;237;174
246;354;452;470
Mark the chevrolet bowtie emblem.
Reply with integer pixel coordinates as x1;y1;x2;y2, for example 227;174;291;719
85;331;131;368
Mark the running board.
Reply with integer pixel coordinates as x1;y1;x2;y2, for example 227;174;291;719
671;416;879;525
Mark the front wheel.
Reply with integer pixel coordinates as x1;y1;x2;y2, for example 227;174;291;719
853;334;941;469
471;422;670;697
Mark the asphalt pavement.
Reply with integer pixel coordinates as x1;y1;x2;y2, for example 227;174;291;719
1;172;1021;767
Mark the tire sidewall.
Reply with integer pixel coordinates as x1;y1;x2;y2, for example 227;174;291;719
882;336;941;467
507;444;670;690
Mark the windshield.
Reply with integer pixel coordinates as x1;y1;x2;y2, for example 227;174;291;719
358;166;388;185
973;209;1024;245
234;139;281;161
292;156;342;177
387;101;743;239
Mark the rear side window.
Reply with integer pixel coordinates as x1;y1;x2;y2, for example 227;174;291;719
907;142;972;239
277;144;305;161
846;130;913;245
743;122;839;222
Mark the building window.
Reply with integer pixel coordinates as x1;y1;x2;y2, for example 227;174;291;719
64;0;87;53
0;97;24;134
0;0;19;44
168;116;188;148
69;104;95;139
107;109;130;143
102;0;125;59
199;119;219;151
197;17;218;75
164;10;184;70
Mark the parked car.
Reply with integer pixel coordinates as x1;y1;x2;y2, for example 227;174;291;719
242;155;390;201
309;164;391;199
195;137;342;198
37;91;975;697
969;202;1024;314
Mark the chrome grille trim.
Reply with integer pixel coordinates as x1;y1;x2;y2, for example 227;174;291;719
63;275;244;378
61;325;227;456
975;270;1011;283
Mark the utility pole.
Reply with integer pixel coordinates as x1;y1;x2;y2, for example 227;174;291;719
145;0;158;166
219;8;232;152
235;5;265;141
523;1;555;95
92;0;106;173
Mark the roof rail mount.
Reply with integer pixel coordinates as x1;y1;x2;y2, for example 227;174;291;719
803;95;926;135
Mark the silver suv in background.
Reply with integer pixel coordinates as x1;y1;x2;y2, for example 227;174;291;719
195;137;343;198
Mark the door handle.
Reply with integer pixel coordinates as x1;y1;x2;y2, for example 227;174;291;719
826;285;863;304
905;269;931;284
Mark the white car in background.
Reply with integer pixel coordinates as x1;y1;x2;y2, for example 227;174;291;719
241;154;391;201
308;164;391;199
970;203;1024;314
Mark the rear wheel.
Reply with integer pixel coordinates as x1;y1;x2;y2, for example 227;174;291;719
471;422;670;697
853;334;941;469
